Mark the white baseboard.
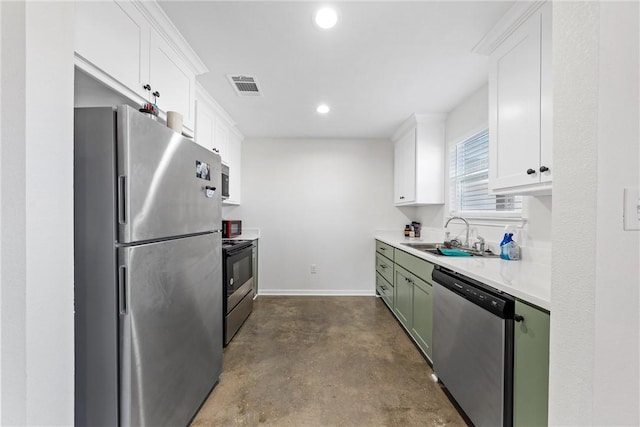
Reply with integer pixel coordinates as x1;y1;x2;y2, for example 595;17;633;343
257;289;376;297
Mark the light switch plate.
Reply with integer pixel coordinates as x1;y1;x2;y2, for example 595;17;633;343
623;188;640;230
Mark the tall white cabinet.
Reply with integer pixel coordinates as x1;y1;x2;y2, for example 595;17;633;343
392;114;446;206
477;1;553;195
195;84;243;205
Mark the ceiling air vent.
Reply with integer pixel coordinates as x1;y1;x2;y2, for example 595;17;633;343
227;75;262;97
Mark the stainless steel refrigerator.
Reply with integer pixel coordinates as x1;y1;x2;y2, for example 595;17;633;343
74;105;223;426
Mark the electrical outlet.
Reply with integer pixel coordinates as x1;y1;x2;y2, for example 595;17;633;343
623;188;640;231
310;264;317;274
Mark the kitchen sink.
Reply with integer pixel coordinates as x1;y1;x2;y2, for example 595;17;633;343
400;242;442;250
401;242;499;258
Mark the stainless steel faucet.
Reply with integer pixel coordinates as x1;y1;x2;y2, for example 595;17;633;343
444;216;470;248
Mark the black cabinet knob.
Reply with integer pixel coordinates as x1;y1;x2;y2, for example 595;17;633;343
539;165;549;173
514;314;525;322
143;84;151;91
152;91;160;98
399;196;405;199
526;168;536;175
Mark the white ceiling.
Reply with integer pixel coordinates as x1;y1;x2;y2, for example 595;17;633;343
158;1;514;139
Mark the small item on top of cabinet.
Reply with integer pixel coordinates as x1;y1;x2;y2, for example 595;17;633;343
139;102;159;120
166;111;183;132
499;226;521;260
409;226;415;238
404;225;411;237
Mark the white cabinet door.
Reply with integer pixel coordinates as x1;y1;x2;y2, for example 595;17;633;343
214;120;230;164
226;133;242;205
194;100;215;151
539;3;553;185
394;128;416;204
489;10;541;191
75;0;149;99
488;3;552;195
149;30;196;131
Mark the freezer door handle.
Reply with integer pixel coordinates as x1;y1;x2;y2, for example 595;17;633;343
118;175;127;225
119;265;128;315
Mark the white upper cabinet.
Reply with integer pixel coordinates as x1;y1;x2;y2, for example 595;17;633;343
194;100;215;152
478;2;552;195
149;30;196;130
74;0;207;133
226;131;242;205
394;128;417;204
75;1;149;100
393;114;445;206
195;83;243;204
195;84;234;164
214;120;230;163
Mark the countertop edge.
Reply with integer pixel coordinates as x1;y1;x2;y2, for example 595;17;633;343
375;235;551;311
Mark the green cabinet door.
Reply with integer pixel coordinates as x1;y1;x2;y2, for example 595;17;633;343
394;266;412;329
513;300;550;427
411;279;433;360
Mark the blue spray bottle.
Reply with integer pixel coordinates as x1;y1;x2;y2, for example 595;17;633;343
500;226;521;260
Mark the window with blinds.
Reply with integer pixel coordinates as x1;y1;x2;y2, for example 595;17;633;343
449;129;522;215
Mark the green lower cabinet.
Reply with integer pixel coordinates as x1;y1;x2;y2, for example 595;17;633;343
393;266;412;329
374;243;434;361
513;300;550;427
410;278;433;360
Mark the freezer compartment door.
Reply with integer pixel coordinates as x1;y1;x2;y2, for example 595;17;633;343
119;233;222;427
117;105;221;243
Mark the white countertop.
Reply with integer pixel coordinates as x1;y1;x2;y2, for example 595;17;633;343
223;228;260;241
375;231;551;311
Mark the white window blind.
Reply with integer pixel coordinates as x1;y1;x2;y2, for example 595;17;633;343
450;129;522;215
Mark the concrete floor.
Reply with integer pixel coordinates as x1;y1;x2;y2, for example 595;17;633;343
191;296;467;426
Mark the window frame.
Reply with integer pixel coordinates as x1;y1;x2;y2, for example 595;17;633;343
448;127;523;220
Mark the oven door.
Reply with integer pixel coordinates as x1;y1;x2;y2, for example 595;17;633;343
224;244;253;313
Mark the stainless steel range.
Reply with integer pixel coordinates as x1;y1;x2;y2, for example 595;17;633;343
222;239;254;345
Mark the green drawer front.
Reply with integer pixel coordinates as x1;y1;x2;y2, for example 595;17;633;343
376;253;394;284
375;240;394;261
376;273;393;308
395;249;434;282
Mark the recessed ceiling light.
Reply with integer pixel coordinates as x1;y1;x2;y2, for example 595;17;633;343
316;104;330;114
315;7;337;29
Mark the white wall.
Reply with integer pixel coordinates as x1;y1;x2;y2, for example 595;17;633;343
414;84;553;262
230;138;411;295
0;2;75;425
550;1;639;424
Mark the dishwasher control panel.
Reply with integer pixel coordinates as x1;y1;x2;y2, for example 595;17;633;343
433;266;514;318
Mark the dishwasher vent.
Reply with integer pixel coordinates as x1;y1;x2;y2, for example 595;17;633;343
227;75;262;97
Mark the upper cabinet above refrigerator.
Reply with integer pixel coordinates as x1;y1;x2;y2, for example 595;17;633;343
74;0;207;133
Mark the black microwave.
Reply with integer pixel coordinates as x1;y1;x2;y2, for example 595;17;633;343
221;164;229;200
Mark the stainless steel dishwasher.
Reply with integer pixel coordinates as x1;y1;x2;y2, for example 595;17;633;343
432;265;515;427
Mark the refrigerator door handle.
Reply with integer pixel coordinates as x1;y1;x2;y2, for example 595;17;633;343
118;175;127;225
119;265;128;315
